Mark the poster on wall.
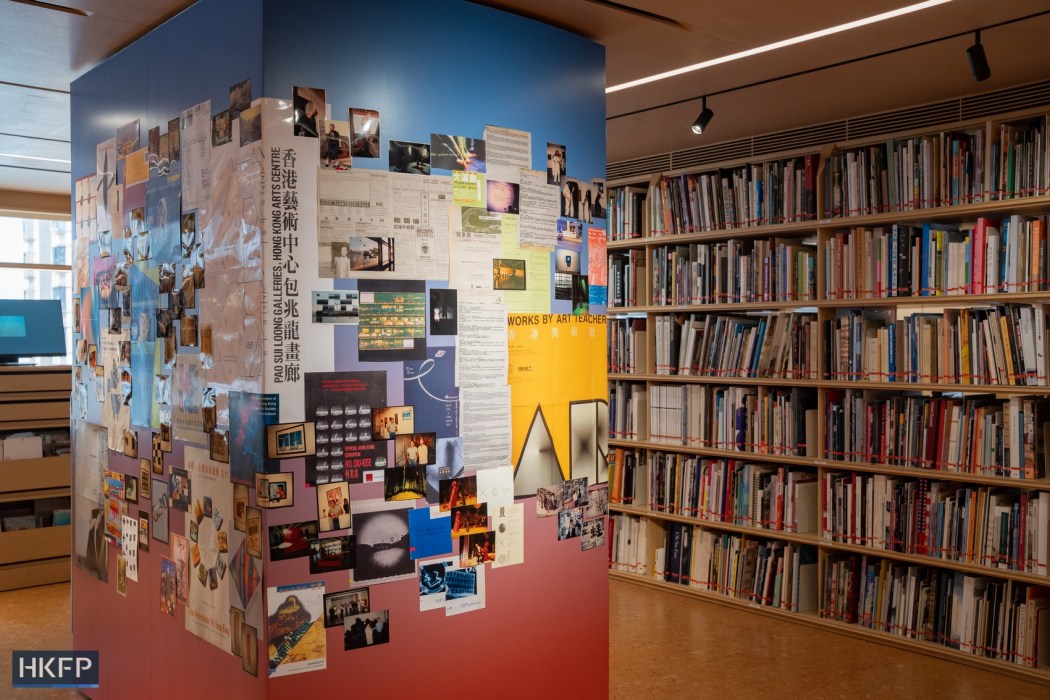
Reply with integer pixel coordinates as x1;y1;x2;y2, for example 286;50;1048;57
73;422;109;582
267;581;326;677
507;314;607;496
184;446;233;652
304;371;387;485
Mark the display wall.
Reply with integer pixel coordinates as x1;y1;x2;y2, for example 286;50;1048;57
70;0;609;697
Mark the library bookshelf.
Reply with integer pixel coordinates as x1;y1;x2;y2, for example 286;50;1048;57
606;101;1050;684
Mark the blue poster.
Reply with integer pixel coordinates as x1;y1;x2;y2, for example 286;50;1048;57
408;507;452;560
229;391;280;484
144;164;181;266
404;347;459;439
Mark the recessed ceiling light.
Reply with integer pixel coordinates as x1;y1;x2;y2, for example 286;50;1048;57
606;0;952;93
0;153;71;164
8;0;93;18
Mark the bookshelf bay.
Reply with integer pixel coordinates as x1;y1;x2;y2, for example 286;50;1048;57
606;105;1050;684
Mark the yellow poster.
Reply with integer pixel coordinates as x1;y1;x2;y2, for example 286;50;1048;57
507;314;607;496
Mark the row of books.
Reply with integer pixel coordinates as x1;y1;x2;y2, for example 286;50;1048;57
607;185;651;241
822;553;1050;667
650;238;817;306
826;391;1050;480
823;471;1050;575
824;130;985;218
608;381;647;441
824;303;1050;386
990;118;1047;203
608;317;647;374
609;447;649;506
825;216;1048;299
609;513;649;575
655;311;819;379
648;453;818;533
647;155;819;236
608;249;648;307
648;383;817;456
656;528;818;612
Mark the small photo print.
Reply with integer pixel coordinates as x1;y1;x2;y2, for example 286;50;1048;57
586;485;609;518
324;587;370;628
309;535;355;574
211;109;232;147
330;237;395;275
170;468;190;512
255;472;293;508
266;422;317;459
292;86;324;138
546;142;565;185
383;465;427;502
581;517;606;551
343;609;389;650
268;520;319;562
536;485;563;517
229;78;252;118
389;140;430;175
486;179;519;215
371;406;414;441
493;259;526;290
430;134;485;172
349;108;381;158
562;477;589;509
554;272;573;300
555;248;580;274
239;103;261;146
394;432;435;467
557;506;584;540
317;481;351;532
460;530;496;567
320;119;351;169
429;288;456;336
450;503;488;537
439;475;477;512
557;219;583;243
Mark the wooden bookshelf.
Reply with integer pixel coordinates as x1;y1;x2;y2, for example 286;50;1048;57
606;105;1050;684
0;365;71;591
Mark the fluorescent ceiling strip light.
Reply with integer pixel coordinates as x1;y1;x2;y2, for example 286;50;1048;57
606;0;953;93
0;153;71;164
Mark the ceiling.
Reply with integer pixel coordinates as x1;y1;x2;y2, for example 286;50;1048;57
1;0;1048;198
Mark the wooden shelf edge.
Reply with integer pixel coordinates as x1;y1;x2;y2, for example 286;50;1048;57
609;570;1050;686
0;556;70;592
609;503;820;545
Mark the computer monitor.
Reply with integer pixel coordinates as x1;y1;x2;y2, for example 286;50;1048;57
0;299;66;365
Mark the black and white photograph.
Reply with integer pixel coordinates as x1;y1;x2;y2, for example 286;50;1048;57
562;476;589;509
586;485;609;519
323;587;369;628
557;506;584;541
229;78;252;118
546;142;565;185
312;290;360;324
292;86;324;138
429;288;456;336
343;609;389;650
352;507;414;583
535;484;563;517
581;517;605;551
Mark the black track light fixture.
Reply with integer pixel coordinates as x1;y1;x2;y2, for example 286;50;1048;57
691;96;714;135
967;29;991;82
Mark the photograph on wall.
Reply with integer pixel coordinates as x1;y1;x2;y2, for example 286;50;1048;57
230;607;245;657
116;119;140;158
267;581;326;677
255;472;294;508
418;557;454;611
557;219;582;244
352;501;414;584
239;103;261;146
151;481;169;543
323;587;369;627
561;177;581;219
241;624;258;676
572;274;589;315
591;179;606;219
234;482;248;531
229;391;279;483
292;86;324;138
535;485;563;517
172;533;190;603
555;248;580;274
546;142;565;185
245;506;263;558
383;465;426;501
388;140;430;175
326;237;395;277
430;134;485;172
486;179;519;215
460;530;496;567
586;485;609;518
429;288;456;335
229;78;251;118
308;535;355;574
554;272;573;300
183;447;232;652
403;348;459;439
445;564;485;615
212;109;232;147
358;281;427;360
321;119;351;169
342;609;390;651
304;371;387;485
393;432;435;467
74;422;108;582
424;437;465;504
581;517;605;551
209;429;230;463
557;506;584;540
371;405;415;441
170;467;190;511
160;556;177;617
439;475;477;512
493;258;526;290
316;481;351;532
230;539;262;611
268;520;319;562
562;476;589;509
450;503;488;537
139;459;151;500
349;108;380;158
311;290;359;324
265;422;316;460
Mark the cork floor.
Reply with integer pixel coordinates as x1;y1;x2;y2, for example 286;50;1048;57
2;580;1049;698
609;578;1050;699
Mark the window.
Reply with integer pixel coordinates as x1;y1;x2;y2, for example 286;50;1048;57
0;216;73;365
